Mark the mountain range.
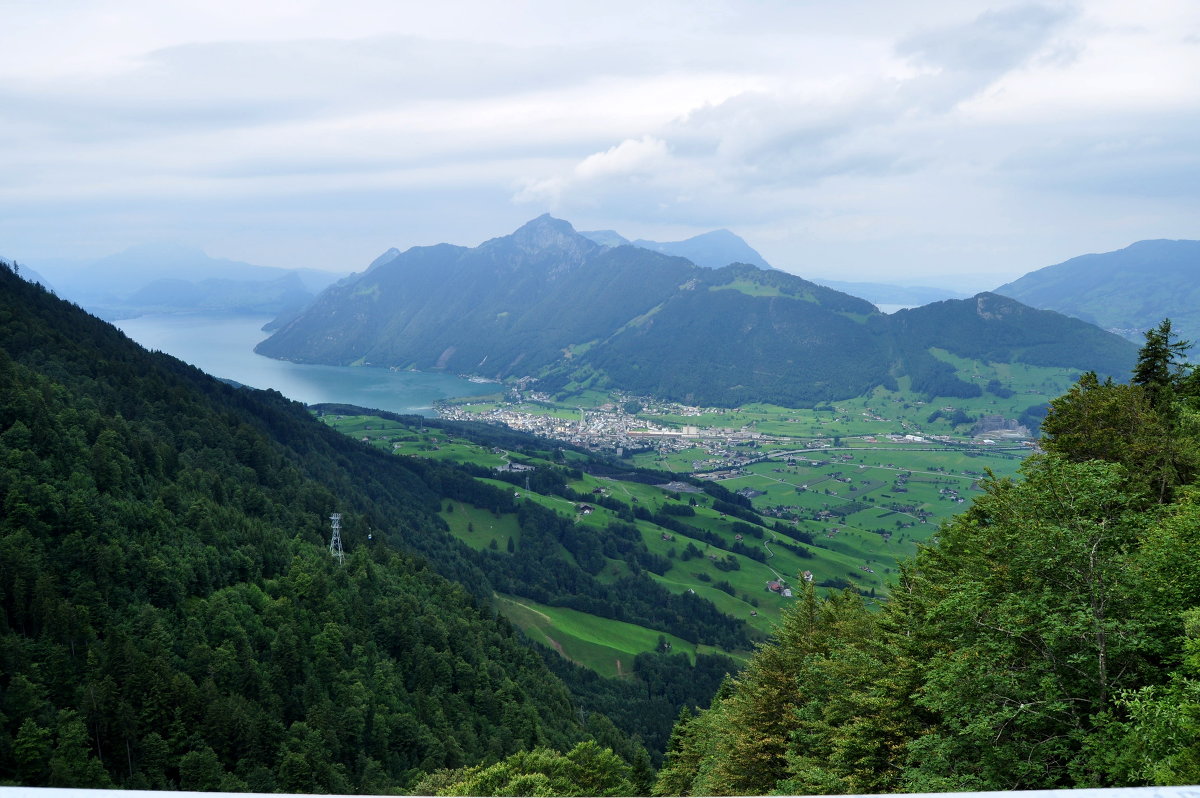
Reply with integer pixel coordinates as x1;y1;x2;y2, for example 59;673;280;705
256;215;1137;407
993;238;1200;344
25;243;346;320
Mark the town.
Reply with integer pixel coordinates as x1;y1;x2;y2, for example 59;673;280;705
435;389;1035;470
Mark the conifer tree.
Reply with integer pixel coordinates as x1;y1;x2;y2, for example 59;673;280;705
1133;319;1191;407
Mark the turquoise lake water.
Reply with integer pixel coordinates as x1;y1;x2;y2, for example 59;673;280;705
114;314;498;416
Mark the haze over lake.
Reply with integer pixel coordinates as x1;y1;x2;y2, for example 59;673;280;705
115;313;498;415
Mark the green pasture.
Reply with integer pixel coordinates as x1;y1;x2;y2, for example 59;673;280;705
317;374;1053;678
494;593;742;678
709;280;785;298
319;412;513;467
630;447;727;472
398;441;508;466
440;501;522;552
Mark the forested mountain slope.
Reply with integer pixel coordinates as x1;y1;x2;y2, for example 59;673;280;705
0;261;653;791
258;216;1138;407
994;239;1200;343
889;292;1140;398
654;323;1200;794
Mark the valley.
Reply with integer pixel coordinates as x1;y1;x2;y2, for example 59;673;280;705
8;220;1198;792
317;360;1042;681
301;323;1095;685
9;4;1200;790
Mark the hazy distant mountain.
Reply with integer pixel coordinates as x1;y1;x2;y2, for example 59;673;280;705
811;279;967;308
29;243;346;319
581;228;773;270
126;272;315;316
577;230;631;248
258;215;1136;407
993;239;1200;342
260;215;690;378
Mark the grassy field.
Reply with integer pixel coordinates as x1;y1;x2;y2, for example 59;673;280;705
324;410;1020;582
320;412;512;467
317;350;1053;678
439;500;522;552
494;594;744;679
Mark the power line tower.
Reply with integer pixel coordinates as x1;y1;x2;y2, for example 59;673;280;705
329;512;344;565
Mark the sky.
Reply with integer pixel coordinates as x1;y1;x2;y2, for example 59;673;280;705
2;0;1199;290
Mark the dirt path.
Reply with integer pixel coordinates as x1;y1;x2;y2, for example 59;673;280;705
545;635;566;657
762;537;785;581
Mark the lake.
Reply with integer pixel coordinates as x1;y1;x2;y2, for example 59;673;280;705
114;314;500;416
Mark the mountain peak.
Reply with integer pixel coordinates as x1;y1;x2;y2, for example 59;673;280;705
97;242;214;268
509;214;581;248
972;291;1025;320
480;215;598;268
367;247;402;270
690;229;739;242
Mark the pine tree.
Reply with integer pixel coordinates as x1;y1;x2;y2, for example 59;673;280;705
1133;318;1191;408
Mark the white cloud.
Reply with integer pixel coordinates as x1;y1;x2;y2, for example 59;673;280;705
574;137;671;180
2;0;1200;282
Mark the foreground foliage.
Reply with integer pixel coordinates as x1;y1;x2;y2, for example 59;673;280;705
656;320;1200;794
416;740;649;796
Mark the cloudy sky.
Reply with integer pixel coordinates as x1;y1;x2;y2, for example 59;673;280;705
3;0;1198;289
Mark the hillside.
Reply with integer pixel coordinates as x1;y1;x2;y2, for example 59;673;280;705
125;272;314;316
889;293;1140;398
994;239;1200;342
258;216;1138;407
0;261;663;790
257;216;698;376
544;263;892;406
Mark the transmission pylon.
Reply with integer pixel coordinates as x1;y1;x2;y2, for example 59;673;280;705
329;513;344;564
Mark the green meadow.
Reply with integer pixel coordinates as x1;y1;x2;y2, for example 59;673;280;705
318;349;1058;676
493;594;742;679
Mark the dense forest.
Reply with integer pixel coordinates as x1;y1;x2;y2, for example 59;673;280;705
0;261;735;792
654;319;1200;794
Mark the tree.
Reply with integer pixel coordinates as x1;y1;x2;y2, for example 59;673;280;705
13;718;52;784
654;587;887;796
1042;370;1199;504
47;711;112;788
418;741;635;796
179;746;225;792
1097;606;1200;785
1133;319;1191;408
898;456;1156;790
